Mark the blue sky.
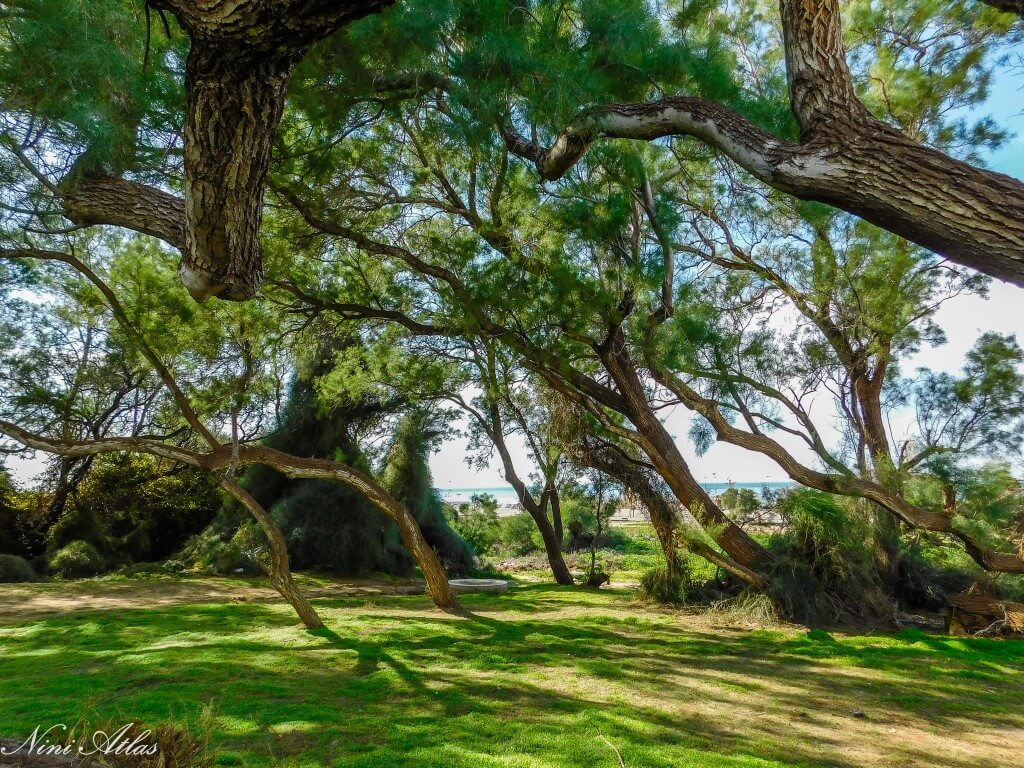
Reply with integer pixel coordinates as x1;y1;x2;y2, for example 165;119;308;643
6;54;1024;489
431;62;1024;489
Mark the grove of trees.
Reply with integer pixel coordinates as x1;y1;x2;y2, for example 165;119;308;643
1;0;1023;630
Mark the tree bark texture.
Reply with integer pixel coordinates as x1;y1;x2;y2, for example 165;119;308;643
141;1;394;301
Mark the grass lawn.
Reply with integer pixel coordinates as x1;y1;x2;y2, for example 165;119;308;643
1;578;1021;768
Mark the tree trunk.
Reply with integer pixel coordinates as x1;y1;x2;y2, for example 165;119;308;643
176;48;289;301
142;0;394;301
522;492;575;585
599;338;775;573
523;0;1024;286
548;483;565;545
220;477;324;629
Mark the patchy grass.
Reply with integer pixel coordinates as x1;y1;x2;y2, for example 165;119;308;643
0;579;1021;768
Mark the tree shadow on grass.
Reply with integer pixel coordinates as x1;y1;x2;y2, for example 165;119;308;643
0;586;1020;768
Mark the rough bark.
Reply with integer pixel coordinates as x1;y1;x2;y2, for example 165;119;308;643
60;173;186;251
220;477;324;629
513;0;1024;286
137;0;395;301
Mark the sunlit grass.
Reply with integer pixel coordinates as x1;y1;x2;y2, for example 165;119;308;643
0;580;1021;768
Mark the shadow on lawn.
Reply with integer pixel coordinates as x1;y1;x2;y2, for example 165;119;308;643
0;584;1020;768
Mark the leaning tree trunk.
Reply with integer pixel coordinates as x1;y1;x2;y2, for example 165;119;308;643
599;338;775;573
221;477;324;629
520;486;575;586
495;443;574;585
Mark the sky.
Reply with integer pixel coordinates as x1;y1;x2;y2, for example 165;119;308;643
430;63;1024;490
6;53;1024;490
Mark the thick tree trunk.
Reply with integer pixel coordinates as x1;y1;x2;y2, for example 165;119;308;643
220;477;324;629
139;0;395;301
518;0;1024;286
175;48;289;301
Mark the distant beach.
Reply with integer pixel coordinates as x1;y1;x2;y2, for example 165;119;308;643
439;481;795;507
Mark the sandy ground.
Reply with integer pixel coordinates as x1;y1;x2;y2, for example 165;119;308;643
0;575;424;621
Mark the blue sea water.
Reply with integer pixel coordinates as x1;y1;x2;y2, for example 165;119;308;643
439;481;794;506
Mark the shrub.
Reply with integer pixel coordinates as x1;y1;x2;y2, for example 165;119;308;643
767;490;891;624
49;540;105;579
179;528;249;575
450;505;501;557
638;564;691;604
499;512;541;555
0;553;37;583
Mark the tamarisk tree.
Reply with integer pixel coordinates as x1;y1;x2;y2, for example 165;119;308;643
0;241;461;618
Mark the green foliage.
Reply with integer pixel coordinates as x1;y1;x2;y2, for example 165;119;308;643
46;499;113;559
638;563;691;605
719;487;760;516
381;410;475;576
768;490;890;624
0;553;37;583
69;454;221;563
178;517;257;576
498;512;542;556
448;498;501;557
49;539;105;579
243;343;413;575
0;467;32;556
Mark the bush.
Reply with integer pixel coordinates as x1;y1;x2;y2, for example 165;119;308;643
450;505;501;557
499;512;541;555
638;564;691;604
179;527;249;575
0;553;37;583
49;540;105;579
767;490;891;624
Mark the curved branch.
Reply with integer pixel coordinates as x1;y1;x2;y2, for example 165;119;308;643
510;0;1024;286
0;420;461;609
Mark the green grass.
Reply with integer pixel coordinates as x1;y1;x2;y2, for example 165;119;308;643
1;580;1022;768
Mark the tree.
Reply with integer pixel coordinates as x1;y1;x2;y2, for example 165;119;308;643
3;1;1020;304
507;0;1024;284
379;410;475;577
0;243;461;620
241;339;416;575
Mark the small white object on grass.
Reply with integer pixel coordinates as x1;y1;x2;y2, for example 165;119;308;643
447;578;509;594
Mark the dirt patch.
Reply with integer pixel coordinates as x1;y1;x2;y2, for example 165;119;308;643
0;576;424;622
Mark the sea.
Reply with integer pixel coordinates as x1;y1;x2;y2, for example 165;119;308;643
439;481;795;507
